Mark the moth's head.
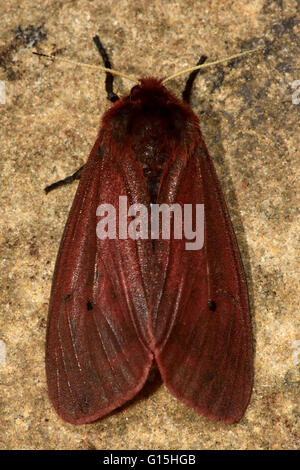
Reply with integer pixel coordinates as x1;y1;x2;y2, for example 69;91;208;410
129;78;172;104
103;76;199;147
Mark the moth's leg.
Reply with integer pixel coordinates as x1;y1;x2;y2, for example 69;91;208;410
93;35;119;103
45;165;85;194
182;55;207;104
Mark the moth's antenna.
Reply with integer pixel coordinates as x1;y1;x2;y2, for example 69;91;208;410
33;51;140;84
162;47;264;84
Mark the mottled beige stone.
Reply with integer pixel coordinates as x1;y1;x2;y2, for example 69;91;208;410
0;0;298;450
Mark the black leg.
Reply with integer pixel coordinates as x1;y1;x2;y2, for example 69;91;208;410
45;37;116;194
45;165;85;194
93;35;119;103
182;55;207;104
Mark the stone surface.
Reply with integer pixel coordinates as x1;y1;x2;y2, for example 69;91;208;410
0;0;299;450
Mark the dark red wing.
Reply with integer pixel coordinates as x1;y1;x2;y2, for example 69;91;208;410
151;141;253;423
46;139;153;424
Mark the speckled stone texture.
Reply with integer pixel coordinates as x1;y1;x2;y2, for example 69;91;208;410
0;0;299;450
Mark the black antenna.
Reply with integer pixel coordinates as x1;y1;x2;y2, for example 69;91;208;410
93;35;119;102
182;55;207;104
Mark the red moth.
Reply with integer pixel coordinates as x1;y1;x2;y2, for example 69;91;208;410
45;36;253;424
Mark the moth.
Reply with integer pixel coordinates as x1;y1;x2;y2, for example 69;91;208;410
45;36;253;424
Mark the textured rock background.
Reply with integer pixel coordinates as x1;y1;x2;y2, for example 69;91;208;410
0;0;299;450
